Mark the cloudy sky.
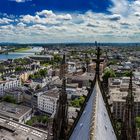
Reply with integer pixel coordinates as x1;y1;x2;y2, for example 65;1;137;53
0;0;140;43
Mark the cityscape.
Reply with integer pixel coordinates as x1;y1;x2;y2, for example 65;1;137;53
0;0;140;140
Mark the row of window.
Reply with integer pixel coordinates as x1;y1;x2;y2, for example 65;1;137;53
0;82;20;89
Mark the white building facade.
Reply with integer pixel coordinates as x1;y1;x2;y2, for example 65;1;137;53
0;79;21;96
37;89;59;114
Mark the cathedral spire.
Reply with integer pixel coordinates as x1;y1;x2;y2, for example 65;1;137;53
68;45;117;140
85;53;89;72
121;71;137;140
53;54;68;140
95;43;102;80
60;54;66;79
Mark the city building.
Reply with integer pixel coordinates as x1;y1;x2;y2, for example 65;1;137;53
31;77;52;88
67;61;76;73
66;87;88;99
22;87;38;108
0;116;48;140
37;88;59;115
30;54;54;61
68;47;117;140
68;107;80;125
4;88;24;103
0;102;32;123
67;72;95;88
109;77;140;119
0;79;21;96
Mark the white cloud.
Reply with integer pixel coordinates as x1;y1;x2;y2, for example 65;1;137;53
36;10;72;20
10;0;32;3
36;10;55;17
57;14;72;20
21;10;72;25
109;0;140;17
134;1;140;6
109;0;131;16
21;15;39;23
31;24;47;31
17;22;26;27
1;4;140;43
0;18;13;24
107;14;121;21
16;0;25;2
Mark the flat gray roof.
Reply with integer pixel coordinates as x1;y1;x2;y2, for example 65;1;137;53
30;55;53;58
0;102;32;120
40;88;59;99
0;117;48;140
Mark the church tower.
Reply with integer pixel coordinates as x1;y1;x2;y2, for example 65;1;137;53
53;54;68;140
121;71;137;140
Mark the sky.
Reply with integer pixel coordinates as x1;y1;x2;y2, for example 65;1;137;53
0;0;140;43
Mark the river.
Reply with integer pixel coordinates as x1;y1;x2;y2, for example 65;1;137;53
0;53;34;60
0;47;43;60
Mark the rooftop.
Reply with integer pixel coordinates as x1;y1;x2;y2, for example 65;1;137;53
110;89;140;102
0;80;18;84
0;117;48;140
4;87;23;94
30;55;53;58
69;81;117;140
67;72;95;81
0;102;32;120
40;88;59;99
109;79;140;102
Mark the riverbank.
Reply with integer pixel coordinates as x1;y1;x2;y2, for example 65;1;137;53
0;47;43;60
14;47;31;52
0;53;32;60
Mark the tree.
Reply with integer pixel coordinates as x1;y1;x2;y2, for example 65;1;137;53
102;68;116;95
26;115;49;125
103;67;116;80
70;96;85;108
28;69;48;80
15;66;23;72
136;117;140;129
53;54;62;63
79;96;85;106
83;49;95;55
42;116;48;124
26;120;33;126
14;58;29;65
124;71;132;77
39;69;47;77
0;65;5;71
3;95;16;104
108;60;118;66
71;99;80;107
38;116;42;123
70;49;77;56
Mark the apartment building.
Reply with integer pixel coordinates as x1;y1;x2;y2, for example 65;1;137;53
109;77;140;120
37;88;59;115
0;79;21;96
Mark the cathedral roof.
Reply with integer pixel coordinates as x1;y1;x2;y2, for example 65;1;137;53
69;80;117;140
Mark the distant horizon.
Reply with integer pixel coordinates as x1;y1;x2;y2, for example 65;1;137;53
1;42;140;45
